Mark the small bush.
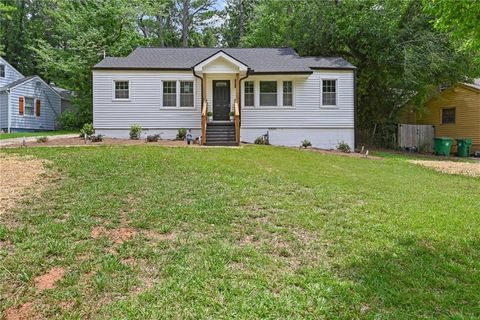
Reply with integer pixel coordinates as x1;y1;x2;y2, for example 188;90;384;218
254;135;269;145
301;139;312;148
90;134;104;142
146;134;160;142
80;123;94;138
336;141;351;153
37;136;48;143
176;128;187;140
229;111;234;116
129;124;142;140
59;111;81;130
207;112;213;117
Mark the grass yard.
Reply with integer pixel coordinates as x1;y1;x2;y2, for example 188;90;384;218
0;130;77;140
1;145;479;319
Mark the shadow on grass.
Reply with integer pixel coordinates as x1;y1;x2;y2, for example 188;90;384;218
345;235;480;318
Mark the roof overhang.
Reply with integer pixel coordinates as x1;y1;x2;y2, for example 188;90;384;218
193;50;249;73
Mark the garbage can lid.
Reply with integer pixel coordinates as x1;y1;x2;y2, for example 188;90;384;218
435;137;453;141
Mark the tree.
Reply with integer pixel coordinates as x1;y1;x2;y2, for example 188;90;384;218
175;0;216;47
221;0;257;47
242;0;477;146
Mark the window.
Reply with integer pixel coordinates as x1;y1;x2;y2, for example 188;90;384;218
0;64;5;78
244;81;254;106
283;81;293;106
114;81;129;99
442;108;455;124
180;81;194;107
163;81;177;107
260;81;277;106
322;79;337;106
24;97;35;116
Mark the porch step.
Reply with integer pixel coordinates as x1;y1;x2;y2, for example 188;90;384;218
205;122;237;146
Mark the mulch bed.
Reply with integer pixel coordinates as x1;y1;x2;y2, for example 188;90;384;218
2;137;199;148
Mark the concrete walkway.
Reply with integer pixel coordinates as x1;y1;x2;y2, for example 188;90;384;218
0;134;79;147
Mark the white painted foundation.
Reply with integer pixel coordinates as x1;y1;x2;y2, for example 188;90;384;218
96;128;201;141
241;128;354;149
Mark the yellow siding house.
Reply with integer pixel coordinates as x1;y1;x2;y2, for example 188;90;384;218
402;81;480;153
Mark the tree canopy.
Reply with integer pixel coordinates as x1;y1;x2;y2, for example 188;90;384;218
1;0;478;144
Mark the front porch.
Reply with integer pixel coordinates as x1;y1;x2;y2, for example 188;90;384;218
193;51;247;146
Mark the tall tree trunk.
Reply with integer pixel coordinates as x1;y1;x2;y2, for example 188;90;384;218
157;15;164;47
182;0;190;47
239;0;244;40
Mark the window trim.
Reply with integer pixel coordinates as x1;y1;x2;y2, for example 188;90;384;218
282;80;293;107
161;79;196;109
22;96;37;117
441;107;456;125
179;80;195;108
112;80;130;101
0;64;5;78
259;80;279;107
243;80;255;107
320;78;339;108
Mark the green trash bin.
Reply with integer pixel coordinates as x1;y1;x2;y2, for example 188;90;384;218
434;137;453;156
456;138;473;157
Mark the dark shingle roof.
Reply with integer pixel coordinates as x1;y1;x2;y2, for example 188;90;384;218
1;75;37;89
93;47;355;72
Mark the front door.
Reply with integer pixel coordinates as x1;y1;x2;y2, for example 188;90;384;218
213;80;230;121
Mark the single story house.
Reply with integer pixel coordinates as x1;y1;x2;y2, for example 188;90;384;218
92;47;356;147
0;57;71;133
401;80;480;153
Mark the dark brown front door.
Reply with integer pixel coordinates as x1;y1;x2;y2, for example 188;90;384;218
213;80;230;121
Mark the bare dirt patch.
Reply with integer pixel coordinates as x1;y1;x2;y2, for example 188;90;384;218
408;160;480;177
4;301;33;320
91;226;138;244
143;230;176;242
0;154;48;215
34;267;66;291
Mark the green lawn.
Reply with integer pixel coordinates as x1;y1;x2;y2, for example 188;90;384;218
0;130;77;140
1;145;479;319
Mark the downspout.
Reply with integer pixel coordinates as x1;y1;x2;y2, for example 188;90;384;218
192;67;203;104
238;69;250;123
353;69;357;149
6;88;11;133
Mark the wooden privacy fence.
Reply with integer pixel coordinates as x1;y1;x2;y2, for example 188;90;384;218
398;124;435;153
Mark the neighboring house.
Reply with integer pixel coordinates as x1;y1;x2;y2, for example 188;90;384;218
401;80;480;152
92;47;356;147
0;57;70;133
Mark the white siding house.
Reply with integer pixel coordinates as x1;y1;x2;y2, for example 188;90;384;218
93;48;356;148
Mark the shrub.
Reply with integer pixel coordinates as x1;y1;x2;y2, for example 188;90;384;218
336;141;351;153
176;128;187;140
146;134;160;142
207;111;213;117
90;134;104;142
129;124;142;140
59;111;81;130
229;111;234;116
254;135;269;145
301;139;312;148
80;123;94;138
37;136;48;143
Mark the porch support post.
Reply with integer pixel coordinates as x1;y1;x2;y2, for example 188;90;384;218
235;73;240;105
203;73;207;108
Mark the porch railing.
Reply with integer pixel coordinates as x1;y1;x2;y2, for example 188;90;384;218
234;99;240;145
201;100;208;145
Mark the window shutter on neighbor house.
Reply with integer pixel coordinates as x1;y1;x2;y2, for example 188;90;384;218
36;100;41;116
19;97;24;115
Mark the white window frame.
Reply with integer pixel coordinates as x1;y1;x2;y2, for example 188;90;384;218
259;80;279;107
23;96;36;117
282;80;294;107
161;79;196;109
243;80;255;108
112;80;130;101
0;64;5;78
320;78;339;108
